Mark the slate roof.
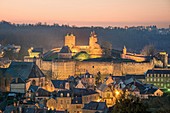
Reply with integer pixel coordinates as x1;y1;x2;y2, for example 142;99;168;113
125;74;145;79
56;90;72;97
97;84;108;92
11;78;25;84
73;88;98;96
4;61;45;80
28;85;39;92
51;80;68;89
36;88;51;97
32;48;43;53
83;101;107;111
146;69;170;74
0;68;7;76
71;97;82;104
80;72;94;78
59;46;72;53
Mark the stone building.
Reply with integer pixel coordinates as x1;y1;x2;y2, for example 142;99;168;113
0;61;45;92
145;69;170;89
65;32;103;58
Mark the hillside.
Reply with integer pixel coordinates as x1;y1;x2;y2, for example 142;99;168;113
0;21;170;56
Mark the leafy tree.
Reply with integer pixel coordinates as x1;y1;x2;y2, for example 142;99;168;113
112;93;148;113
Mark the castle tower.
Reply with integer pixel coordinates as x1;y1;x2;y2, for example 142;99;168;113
65;33;75;49
89;31;98;47
123;46;127;55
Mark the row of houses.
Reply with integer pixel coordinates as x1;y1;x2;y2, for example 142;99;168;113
0;61;167;113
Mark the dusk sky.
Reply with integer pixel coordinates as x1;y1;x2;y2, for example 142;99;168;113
0;0;170;28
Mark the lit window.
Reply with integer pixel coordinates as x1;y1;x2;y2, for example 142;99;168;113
164;74;166;77
154;74;156;77
147;74;149;77
150;78;153;81
161;83;164;87
60;93;63;97
154;78;156;82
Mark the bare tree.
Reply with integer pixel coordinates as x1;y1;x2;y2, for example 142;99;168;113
141;44;157;56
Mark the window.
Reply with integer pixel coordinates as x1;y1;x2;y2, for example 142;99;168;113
61;100;63;104
60;93;63;97
154;74;156;77
67;100;70;104
76;105;81;109
67;93;70;97
154;78;156;82
164;74;166;77
157;78;160;81
150;78;153;81
161;83;164;87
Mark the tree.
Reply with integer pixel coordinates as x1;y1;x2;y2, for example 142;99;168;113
95;71;102;86
112;93;148;113
101;41;112;58
141;44;157;56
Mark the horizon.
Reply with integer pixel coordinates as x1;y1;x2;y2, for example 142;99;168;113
0;0;170;28
1;20;169;29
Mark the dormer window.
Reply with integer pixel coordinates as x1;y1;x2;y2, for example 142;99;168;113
67;93;70;97
60;93;63;97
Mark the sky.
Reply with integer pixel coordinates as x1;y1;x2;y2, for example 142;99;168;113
0;0;170;28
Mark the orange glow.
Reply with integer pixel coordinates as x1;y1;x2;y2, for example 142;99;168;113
0;0;170;28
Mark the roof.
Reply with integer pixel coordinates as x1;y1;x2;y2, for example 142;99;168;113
146;69;170;74
4;61;45;80
59;46;72;53
73;88;98;96
36;88;51;97
83;101;107;111
11;78;25;84
97;84;108;92
51;80;68;89
71;97;82;104
28;85;39;92
32;48;43;53
56;90;72;97
80;72;94;79
125;74;145;79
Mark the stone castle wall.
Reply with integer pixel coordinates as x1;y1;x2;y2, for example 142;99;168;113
122;61;154;75
36;59;154;79
75;61;113;75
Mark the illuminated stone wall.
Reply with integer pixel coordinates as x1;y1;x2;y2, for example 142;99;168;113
37;59;154;80
52;60;76;80
76;61;113;75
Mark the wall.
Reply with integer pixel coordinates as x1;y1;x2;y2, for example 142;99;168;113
52;60;76;79
122;61;154;75
37;59;154;80
76;61;113;75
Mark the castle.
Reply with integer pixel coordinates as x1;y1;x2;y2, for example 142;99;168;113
64;32;102;58
25;32;157;80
